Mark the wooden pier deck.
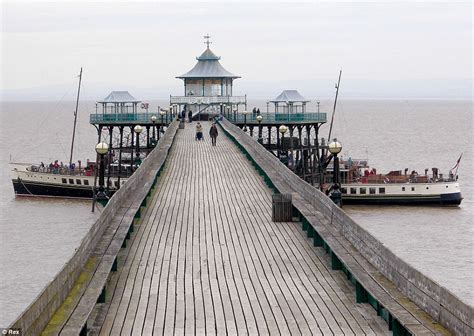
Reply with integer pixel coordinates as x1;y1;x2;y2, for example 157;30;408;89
90;122;389;335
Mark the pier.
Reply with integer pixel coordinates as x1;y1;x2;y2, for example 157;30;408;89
7;41;472;336
9;120;473;335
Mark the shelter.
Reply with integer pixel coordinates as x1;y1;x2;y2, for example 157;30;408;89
177;39;240;97
97;91;141;115
270;90;310;113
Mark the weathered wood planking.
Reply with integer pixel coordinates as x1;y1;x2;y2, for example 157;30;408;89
91;121;389;335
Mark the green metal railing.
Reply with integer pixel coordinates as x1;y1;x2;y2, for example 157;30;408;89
226;112;327;124
90;113;174;124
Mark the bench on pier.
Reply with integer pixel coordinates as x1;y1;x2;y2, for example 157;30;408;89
41;122;179;336
218;118;461;336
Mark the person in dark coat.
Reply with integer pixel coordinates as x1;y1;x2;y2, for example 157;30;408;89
209;123;218;146
188;110;192;123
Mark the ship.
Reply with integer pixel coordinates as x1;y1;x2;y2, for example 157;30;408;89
334;158;463;206
10;162;129;199
9;68;134;200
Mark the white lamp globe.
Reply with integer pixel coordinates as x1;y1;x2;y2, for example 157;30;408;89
278;125;288;134
95;142;109;155
328;141;342;155
134;125;143;134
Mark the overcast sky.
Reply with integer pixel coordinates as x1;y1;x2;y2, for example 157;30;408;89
1;1;472;100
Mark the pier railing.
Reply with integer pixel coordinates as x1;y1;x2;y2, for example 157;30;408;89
226;112;327;124
218;117;473;336
89;112;174;124
170;95;247;105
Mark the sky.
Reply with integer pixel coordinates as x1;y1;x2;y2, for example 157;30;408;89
1;0;472;100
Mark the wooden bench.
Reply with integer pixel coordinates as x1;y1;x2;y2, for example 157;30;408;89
218;118;452;336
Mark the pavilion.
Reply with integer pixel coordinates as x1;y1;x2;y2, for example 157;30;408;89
270;90;310;113
171;35;247;118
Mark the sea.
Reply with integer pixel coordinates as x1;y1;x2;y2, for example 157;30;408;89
0;99;472;326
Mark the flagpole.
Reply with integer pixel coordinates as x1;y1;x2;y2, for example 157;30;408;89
452;153;463;178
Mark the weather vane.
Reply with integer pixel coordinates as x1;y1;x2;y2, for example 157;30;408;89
204;34;212;48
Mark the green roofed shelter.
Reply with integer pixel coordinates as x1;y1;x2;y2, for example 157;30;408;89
270;90;310;113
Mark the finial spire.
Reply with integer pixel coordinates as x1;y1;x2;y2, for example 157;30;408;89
204;34;212;48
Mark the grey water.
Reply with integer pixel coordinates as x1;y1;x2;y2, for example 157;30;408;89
0;99;472;326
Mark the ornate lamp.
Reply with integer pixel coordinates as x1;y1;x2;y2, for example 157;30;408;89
242;110;249;132
151;115;157;145
256;115;263;143
328;139;343;206
95;142;109;204
134;125;143;166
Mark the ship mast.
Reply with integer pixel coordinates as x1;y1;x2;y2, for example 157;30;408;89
327;69;342;143
69;67;83;166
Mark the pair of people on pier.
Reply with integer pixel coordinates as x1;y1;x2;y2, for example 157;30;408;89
195;122;218;146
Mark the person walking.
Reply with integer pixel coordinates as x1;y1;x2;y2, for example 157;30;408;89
209;123;218;146
188;110;193;123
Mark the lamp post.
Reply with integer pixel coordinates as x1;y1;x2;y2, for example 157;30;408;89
256;115;263;143
233;107;237;121
95;142;109;205
159;109;166;139
134;125;143;167
278;125;288;159
151;115;157;146
328;140;343;206
242;110;249;132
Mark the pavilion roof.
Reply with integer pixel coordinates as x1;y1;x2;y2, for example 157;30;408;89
98;91;141;103
270;90;310;103
177;47;240;79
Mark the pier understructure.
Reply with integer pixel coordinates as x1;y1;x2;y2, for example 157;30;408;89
228;110;328;187
89;91;174;194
